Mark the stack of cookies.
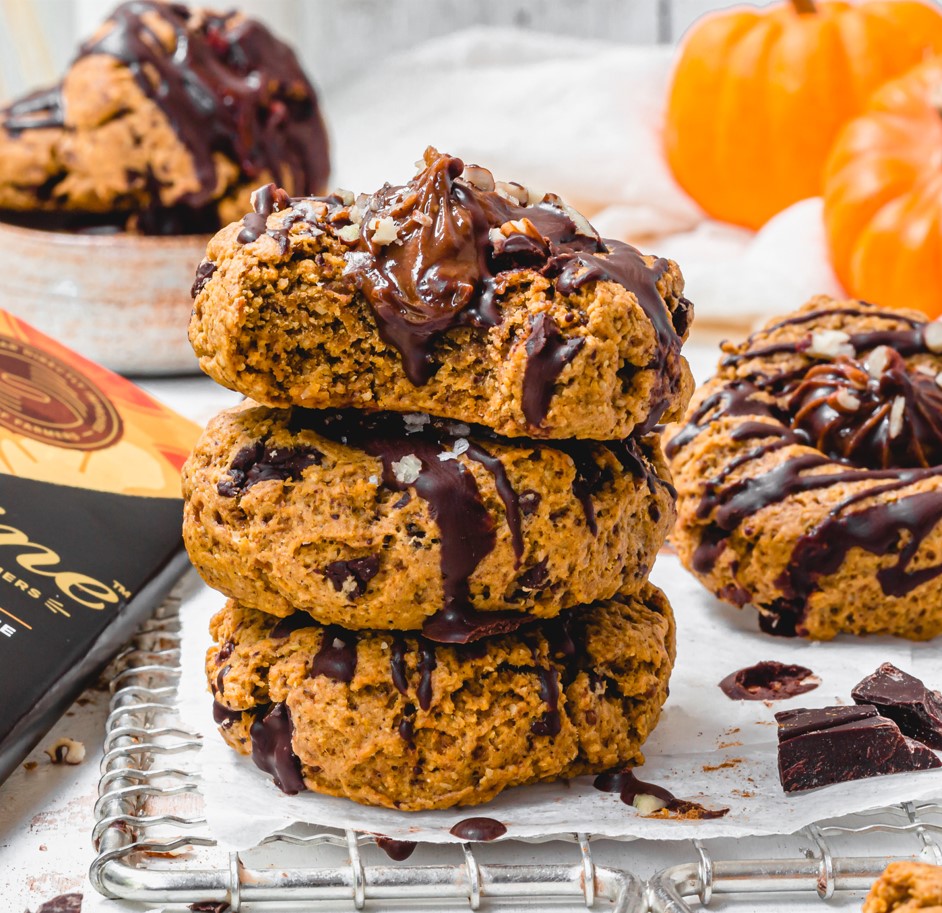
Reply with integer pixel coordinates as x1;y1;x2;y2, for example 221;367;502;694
182;148;694;811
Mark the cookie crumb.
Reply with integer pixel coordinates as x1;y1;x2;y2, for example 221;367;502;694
45;737;85;765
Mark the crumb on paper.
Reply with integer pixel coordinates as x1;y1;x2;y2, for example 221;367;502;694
647;800;731;821
45;738;85;765
702;759;743;772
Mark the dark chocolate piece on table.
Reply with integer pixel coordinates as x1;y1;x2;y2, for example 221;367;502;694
776;705;939;793
775;705;878;741
904;738;942;771
718;660;819;701
852;662;942;749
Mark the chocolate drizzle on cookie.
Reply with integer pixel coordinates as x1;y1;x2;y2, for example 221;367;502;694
523;313;586;427
2;86;64;133
249;702;305;794
284;408;660;640
789;349;942;468
236;148;686;430
2;1;328;231
289;409;532;641
530;666;562;736
668;305;942;635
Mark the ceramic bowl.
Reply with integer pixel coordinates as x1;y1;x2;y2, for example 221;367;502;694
0;220;208;375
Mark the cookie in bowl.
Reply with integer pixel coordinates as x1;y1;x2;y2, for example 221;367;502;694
183;401;676;636
0;0;329;234
190;147;693;440
0;0;330;374
666;297;942;640
208;582;675;810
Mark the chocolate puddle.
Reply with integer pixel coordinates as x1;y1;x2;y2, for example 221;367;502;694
719;661;819;701
449;817;507;841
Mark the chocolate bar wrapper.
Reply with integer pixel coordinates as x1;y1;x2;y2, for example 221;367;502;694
0;310;199;783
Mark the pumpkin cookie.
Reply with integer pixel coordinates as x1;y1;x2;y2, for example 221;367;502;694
666;296;942;640
183;401;675;638
864;861;942;912
208;582;675;810
0;1;329;233
189;147;693;440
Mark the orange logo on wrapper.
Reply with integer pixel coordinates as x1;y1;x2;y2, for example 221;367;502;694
0;338;123;451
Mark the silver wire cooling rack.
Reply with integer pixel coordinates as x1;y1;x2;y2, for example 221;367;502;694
90;590;942;912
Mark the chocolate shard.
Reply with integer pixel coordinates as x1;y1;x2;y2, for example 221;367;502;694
776;704;878;741
776;705;938;793
904;737;942;771
852;663;942;749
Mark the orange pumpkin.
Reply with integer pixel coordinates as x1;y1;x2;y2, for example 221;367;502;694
664;0;942;231
824;58;942;318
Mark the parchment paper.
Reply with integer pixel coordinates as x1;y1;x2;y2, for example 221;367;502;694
176;554;942;850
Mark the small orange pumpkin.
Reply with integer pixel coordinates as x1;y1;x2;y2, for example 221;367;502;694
665;0;942;231
824;58;942;318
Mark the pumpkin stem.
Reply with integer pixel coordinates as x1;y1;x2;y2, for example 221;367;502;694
791;0;817;12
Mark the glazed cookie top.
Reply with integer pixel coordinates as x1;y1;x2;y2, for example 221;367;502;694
0;0;329;233
204;147;691;430
667;297;942;633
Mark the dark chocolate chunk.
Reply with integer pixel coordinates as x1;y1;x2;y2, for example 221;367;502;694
592;769;729;818
852;663;942;749
216;441;322;497
905;738;942;770
269;611;317;639
416;642;437;711
518;489;541;515
449;817;507;841
310;627;357;682
374;836;418;861
421;603;534;644
776;704;878;740
718;661;819;701
249;702;305;795
776;705;937;793
212;699;242;730
593;768;674;805
321;555;380;598
530;666;561;737
517;558;549;592
190;260;216;298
